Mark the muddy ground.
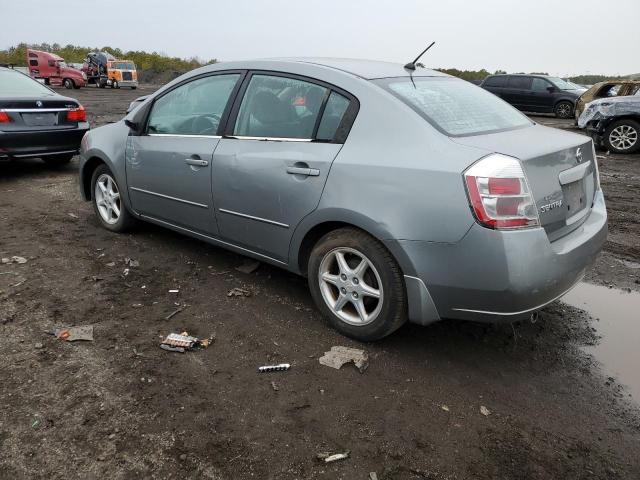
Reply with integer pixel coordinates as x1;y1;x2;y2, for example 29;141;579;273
1;86;639;480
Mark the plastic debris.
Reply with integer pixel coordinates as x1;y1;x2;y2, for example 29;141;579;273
227;287;251;297
369;473;379;480
68;213;78;219
106;262;116;267
169;289;179;293
271;381;279;391
55;325;94;342
235;260;260;274
319;346;368;373
124;258;140;268
160;332;213;353
1;256;27;264
480;405;491;416
316;451;350;463
441;404;450;412
258;363;290;373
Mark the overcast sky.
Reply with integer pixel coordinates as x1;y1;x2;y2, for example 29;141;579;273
2;0;638;76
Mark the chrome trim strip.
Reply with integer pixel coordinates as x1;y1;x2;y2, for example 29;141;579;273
139;214;287;265
559;160;591;185
452;276;584;316
148;133;222;139
225;135;312;143
130;187;209;209
218;208;289;228
12;149;77;158
2;108;70;113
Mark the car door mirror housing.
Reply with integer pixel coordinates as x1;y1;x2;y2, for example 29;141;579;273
547;86;556;93
124;119;139;131
124;102;150;135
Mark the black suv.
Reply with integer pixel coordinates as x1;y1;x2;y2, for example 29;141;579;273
480;74;584;118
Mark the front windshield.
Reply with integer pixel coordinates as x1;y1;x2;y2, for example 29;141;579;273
57;60;67;68
547;77;577;90
112;62;135;70
377;77;531;137
0;69;53;96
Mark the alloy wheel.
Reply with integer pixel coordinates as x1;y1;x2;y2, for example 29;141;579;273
556;103;571;118
318;247;383;326
94;173;121;225
609;125;638;151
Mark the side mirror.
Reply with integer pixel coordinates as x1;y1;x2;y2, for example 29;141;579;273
547;86;556;93
124;119;139;131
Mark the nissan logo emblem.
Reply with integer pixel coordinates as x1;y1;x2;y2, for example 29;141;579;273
576;147;583;163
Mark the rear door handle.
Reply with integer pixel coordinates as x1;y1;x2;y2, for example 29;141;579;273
286;166;320;176
185;158;209;167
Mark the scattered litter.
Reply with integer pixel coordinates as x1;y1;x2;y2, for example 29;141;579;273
319;346;368;373
132;303;143;308
67;213;79;219
2;256;28;264
165;306;185;320
235;260;261;274
441;404;450;412
106;262;116;267
125;258;140;268
123;268;130;276
271;381;279;391
227;287;251;297
55;325;94;342
34;342;43;349
258;363;290;373
160;332;213;353
480;405;491;416
168;289;179;294
369;473;379;480
132;347;144;357
316;451;350;463
91;276;104;282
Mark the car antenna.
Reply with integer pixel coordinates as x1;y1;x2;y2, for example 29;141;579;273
404;41;436;71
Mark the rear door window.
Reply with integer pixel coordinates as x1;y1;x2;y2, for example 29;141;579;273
316;91;350;141
146;73;240;136
483;76;507;87
507;76;532;89
233;74;329;139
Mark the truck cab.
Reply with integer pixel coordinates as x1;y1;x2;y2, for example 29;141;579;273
106;60;138;89
27;49;86;89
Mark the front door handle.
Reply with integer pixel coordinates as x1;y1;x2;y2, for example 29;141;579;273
185;158;209;167
286;166;320;176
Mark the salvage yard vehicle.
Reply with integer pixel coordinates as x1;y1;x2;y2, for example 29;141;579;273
78;59;607;341
578;95;640;154
0;67;89;165
574;80;640;122
26;49;86;89
82;52;139;89
481;74;583;118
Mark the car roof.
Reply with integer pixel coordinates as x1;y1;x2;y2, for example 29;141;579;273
206;58;449;80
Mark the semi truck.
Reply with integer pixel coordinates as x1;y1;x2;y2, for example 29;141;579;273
26;49;87;89
82;52;138;89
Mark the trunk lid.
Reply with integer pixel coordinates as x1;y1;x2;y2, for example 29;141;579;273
453;124;598;241
0;96;80;131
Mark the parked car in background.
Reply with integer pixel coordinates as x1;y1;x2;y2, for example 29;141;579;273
578;95;640;154
78;59;606;341
481;74;584;118
26;49;86;89
574;80;640;122
0;66;89;165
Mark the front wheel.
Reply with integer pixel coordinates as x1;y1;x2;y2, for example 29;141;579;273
91;165;136;232
308;228;407;341
604;119;640;154
554;101;573;119
63;78;73;89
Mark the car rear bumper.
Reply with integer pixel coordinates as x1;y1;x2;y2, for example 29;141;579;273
392;190;607;324
0;124;89;160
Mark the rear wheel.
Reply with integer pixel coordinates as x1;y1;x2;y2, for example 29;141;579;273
308;228;407;341
63;78;73;89
43;153;74;167
91;165;135;232
604;119;640;154
554;101;573;119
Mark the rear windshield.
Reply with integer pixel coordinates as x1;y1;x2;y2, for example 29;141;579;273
0;69;53;96
376;77;532;137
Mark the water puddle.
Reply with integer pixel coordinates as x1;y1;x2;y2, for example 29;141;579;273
561;282;640;402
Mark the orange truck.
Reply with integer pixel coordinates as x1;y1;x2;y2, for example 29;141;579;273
82;52;138;89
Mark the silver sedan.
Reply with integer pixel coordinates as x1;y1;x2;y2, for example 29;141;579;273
78;58;607;341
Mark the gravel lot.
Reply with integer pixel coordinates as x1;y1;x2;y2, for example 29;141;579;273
1;85;639;480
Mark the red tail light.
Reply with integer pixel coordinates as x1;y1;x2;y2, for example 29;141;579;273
0;110;10;123
464;154;540;230
66;105;86;122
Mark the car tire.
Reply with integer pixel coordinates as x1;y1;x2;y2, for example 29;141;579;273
554;101;573;119
43;153;74;166
90;165;136;232
603;119;640;154
308;227;407;341
63;78;73;89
